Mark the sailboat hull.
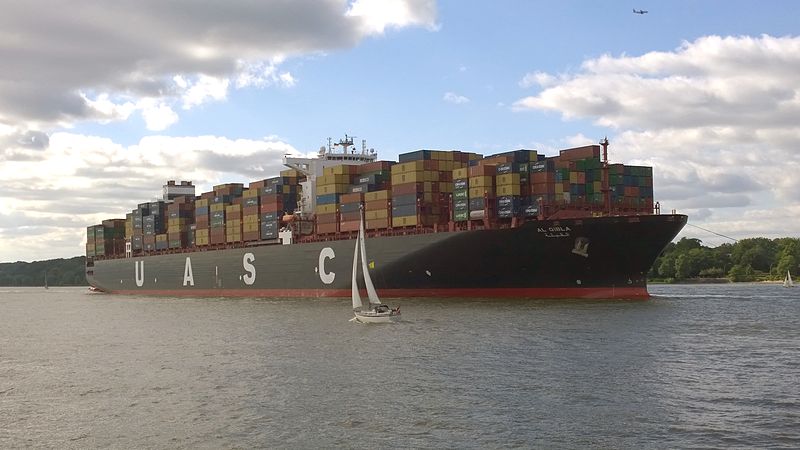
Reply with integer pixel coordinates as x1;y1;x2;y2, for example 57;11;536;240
353;311;401;323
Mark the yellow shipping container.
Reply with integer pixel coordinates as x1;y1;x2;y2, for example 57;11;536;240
243;214;260;224
391;171;426;185
156;234;168;242
393;160;425;174
196;199;209;208
196;229;209;239
322;164;356;176
331;164;355;176
210;203;226;212
469;186;495;198
593;181;602;192
439;182;454;193
195;237;209;246
469;176;494;188
555;183;564;194
168;218;190;227
243;222;260;233
392;215;418;227
366;218;390;230
569;171;579;184
366;209;388;220
243;188;259;198
496;185;521;196
392;215;438;227
364;190;390;202
496;173;521;186
316;203;338;214
280;168;300;177
316;183;349;195
453;167;469;179
317;174;351;185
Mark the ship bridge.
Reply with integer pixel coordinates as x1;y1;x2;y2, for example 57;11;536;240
283;135;377;216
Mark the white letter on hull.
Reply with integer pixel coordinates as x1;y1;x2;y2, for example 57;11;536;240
318;247;335;284
183;257;195;286
135;261;145;287
243;253;256;285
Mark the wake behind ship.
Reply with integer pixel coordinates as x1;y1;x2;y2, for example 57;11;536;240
86;136;686;299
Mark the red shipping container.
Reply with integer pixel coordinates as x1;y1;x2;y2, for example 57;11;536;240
468;165;497;177
392;182;425;195
243;231;261;242
360;160;395;172
316;213;337;224
531;172;555;184
340;220;360;232
558;145;601;161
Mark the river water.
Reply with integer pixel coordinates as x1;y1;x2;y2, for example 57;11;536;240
1;284;798;448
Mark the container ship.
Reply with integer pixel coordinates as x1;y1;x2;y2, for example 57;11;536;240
85;136;686;299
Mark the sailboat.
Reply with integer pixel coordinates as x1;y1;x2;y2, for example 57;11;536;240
44;271;48;290
351;207;400;323
784;270;795;288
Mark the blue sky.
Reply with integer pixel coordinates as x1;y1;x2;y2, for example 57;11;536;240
1;0;799;261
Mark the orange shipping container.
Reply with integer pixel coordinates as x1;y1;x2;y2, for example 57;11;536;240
365;199;390;211
340;192;364;204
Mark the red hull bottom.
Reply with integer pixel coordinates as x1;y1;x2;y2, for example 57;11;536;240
108;286;649;299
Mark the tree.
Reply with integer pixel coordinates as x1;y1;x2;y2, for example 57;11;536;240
657;253;677;278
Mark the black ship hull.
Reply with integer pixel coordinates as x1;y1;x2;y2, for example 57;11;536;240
86;214;687;299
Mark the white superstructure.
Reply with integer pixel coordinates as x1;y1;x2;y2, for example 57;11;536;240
283;135;377;217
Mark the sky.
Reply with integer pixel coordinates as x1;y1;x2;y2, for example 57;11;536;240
1;0;799;262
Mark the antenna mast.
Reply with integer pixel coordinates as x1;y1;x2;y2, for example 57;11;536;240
600;137;611;215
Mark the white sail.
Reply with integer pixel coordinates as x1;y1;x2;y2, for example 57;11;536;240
358;211;381;305
785;271;794;288
351;235;363;310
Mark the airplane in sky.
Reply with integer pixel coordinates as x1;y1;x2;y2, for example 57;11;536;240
633;9;648;14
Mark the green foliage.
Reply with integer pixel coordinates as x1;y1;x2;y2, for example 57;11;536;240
652;237;800;282
0;256;87;286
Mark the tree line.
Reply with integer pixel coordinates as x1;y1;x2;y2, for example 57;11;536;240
649;237;800;282
0;256;87;286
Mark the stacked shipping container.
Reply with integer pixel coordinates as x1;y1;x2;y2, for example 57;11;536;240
257;170;301;240
93;145;655;259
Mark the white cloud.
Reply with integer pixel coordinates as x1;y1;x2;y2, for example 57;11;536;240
0;0;440;262
519;71;556;89
443;92;470;104
180;75;230;109
0;132;303;261
346;0;438;35
0;1;437;133
139;100;179;131
235;60;297;89
513;35;800;241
